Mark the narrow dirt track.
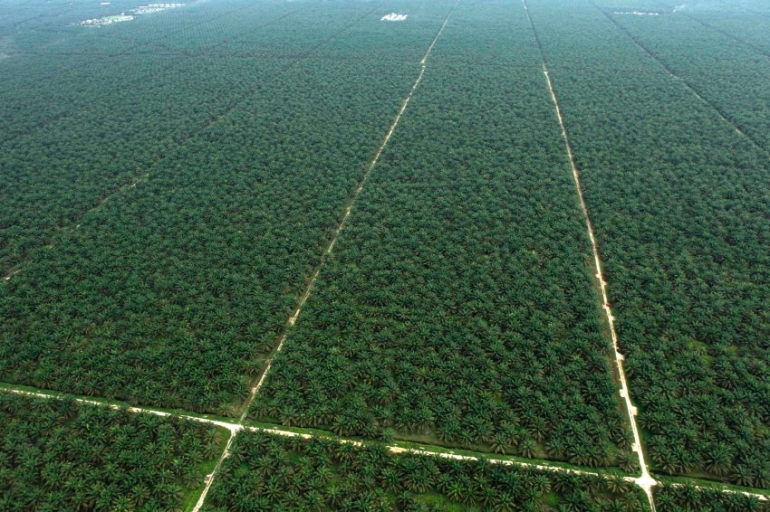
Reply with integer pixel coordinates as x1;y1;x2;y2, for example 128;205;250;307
237;0;460;426
3;386;767;505
5;3;770;508
520;0;657;509
197;3;461;508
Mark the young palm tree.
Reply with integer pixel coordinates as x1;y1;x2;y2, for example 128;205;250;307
493;491;516;512
704;442;733;476
731;464;757;488
445;482;464;503
491;432;511;454
520;439;537;459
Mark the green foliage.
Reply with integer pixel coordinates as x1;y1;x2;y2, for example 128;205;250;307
204;430;650;511
0;2;448;414
0;0;452;274
603;3;770;151
528;0;770;486
2;0;769;502
0;393;225;511
654;483;770;512
0;1;296;274
253;1;631;467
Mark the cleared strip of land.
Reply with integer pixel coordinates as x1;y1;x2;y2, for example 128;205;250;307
4;383;767;506
522;2;656;508
252;0;633;470
0;4;455;414
202;429;649;511
236;0;459;423
528;0;770;489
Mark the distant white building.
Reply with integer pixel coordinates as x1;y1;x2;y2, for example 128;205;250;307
381;13;408;21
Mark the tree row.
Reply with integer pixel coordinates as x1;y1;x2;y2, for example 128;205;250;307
0;392;225;511
205;430;650;511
